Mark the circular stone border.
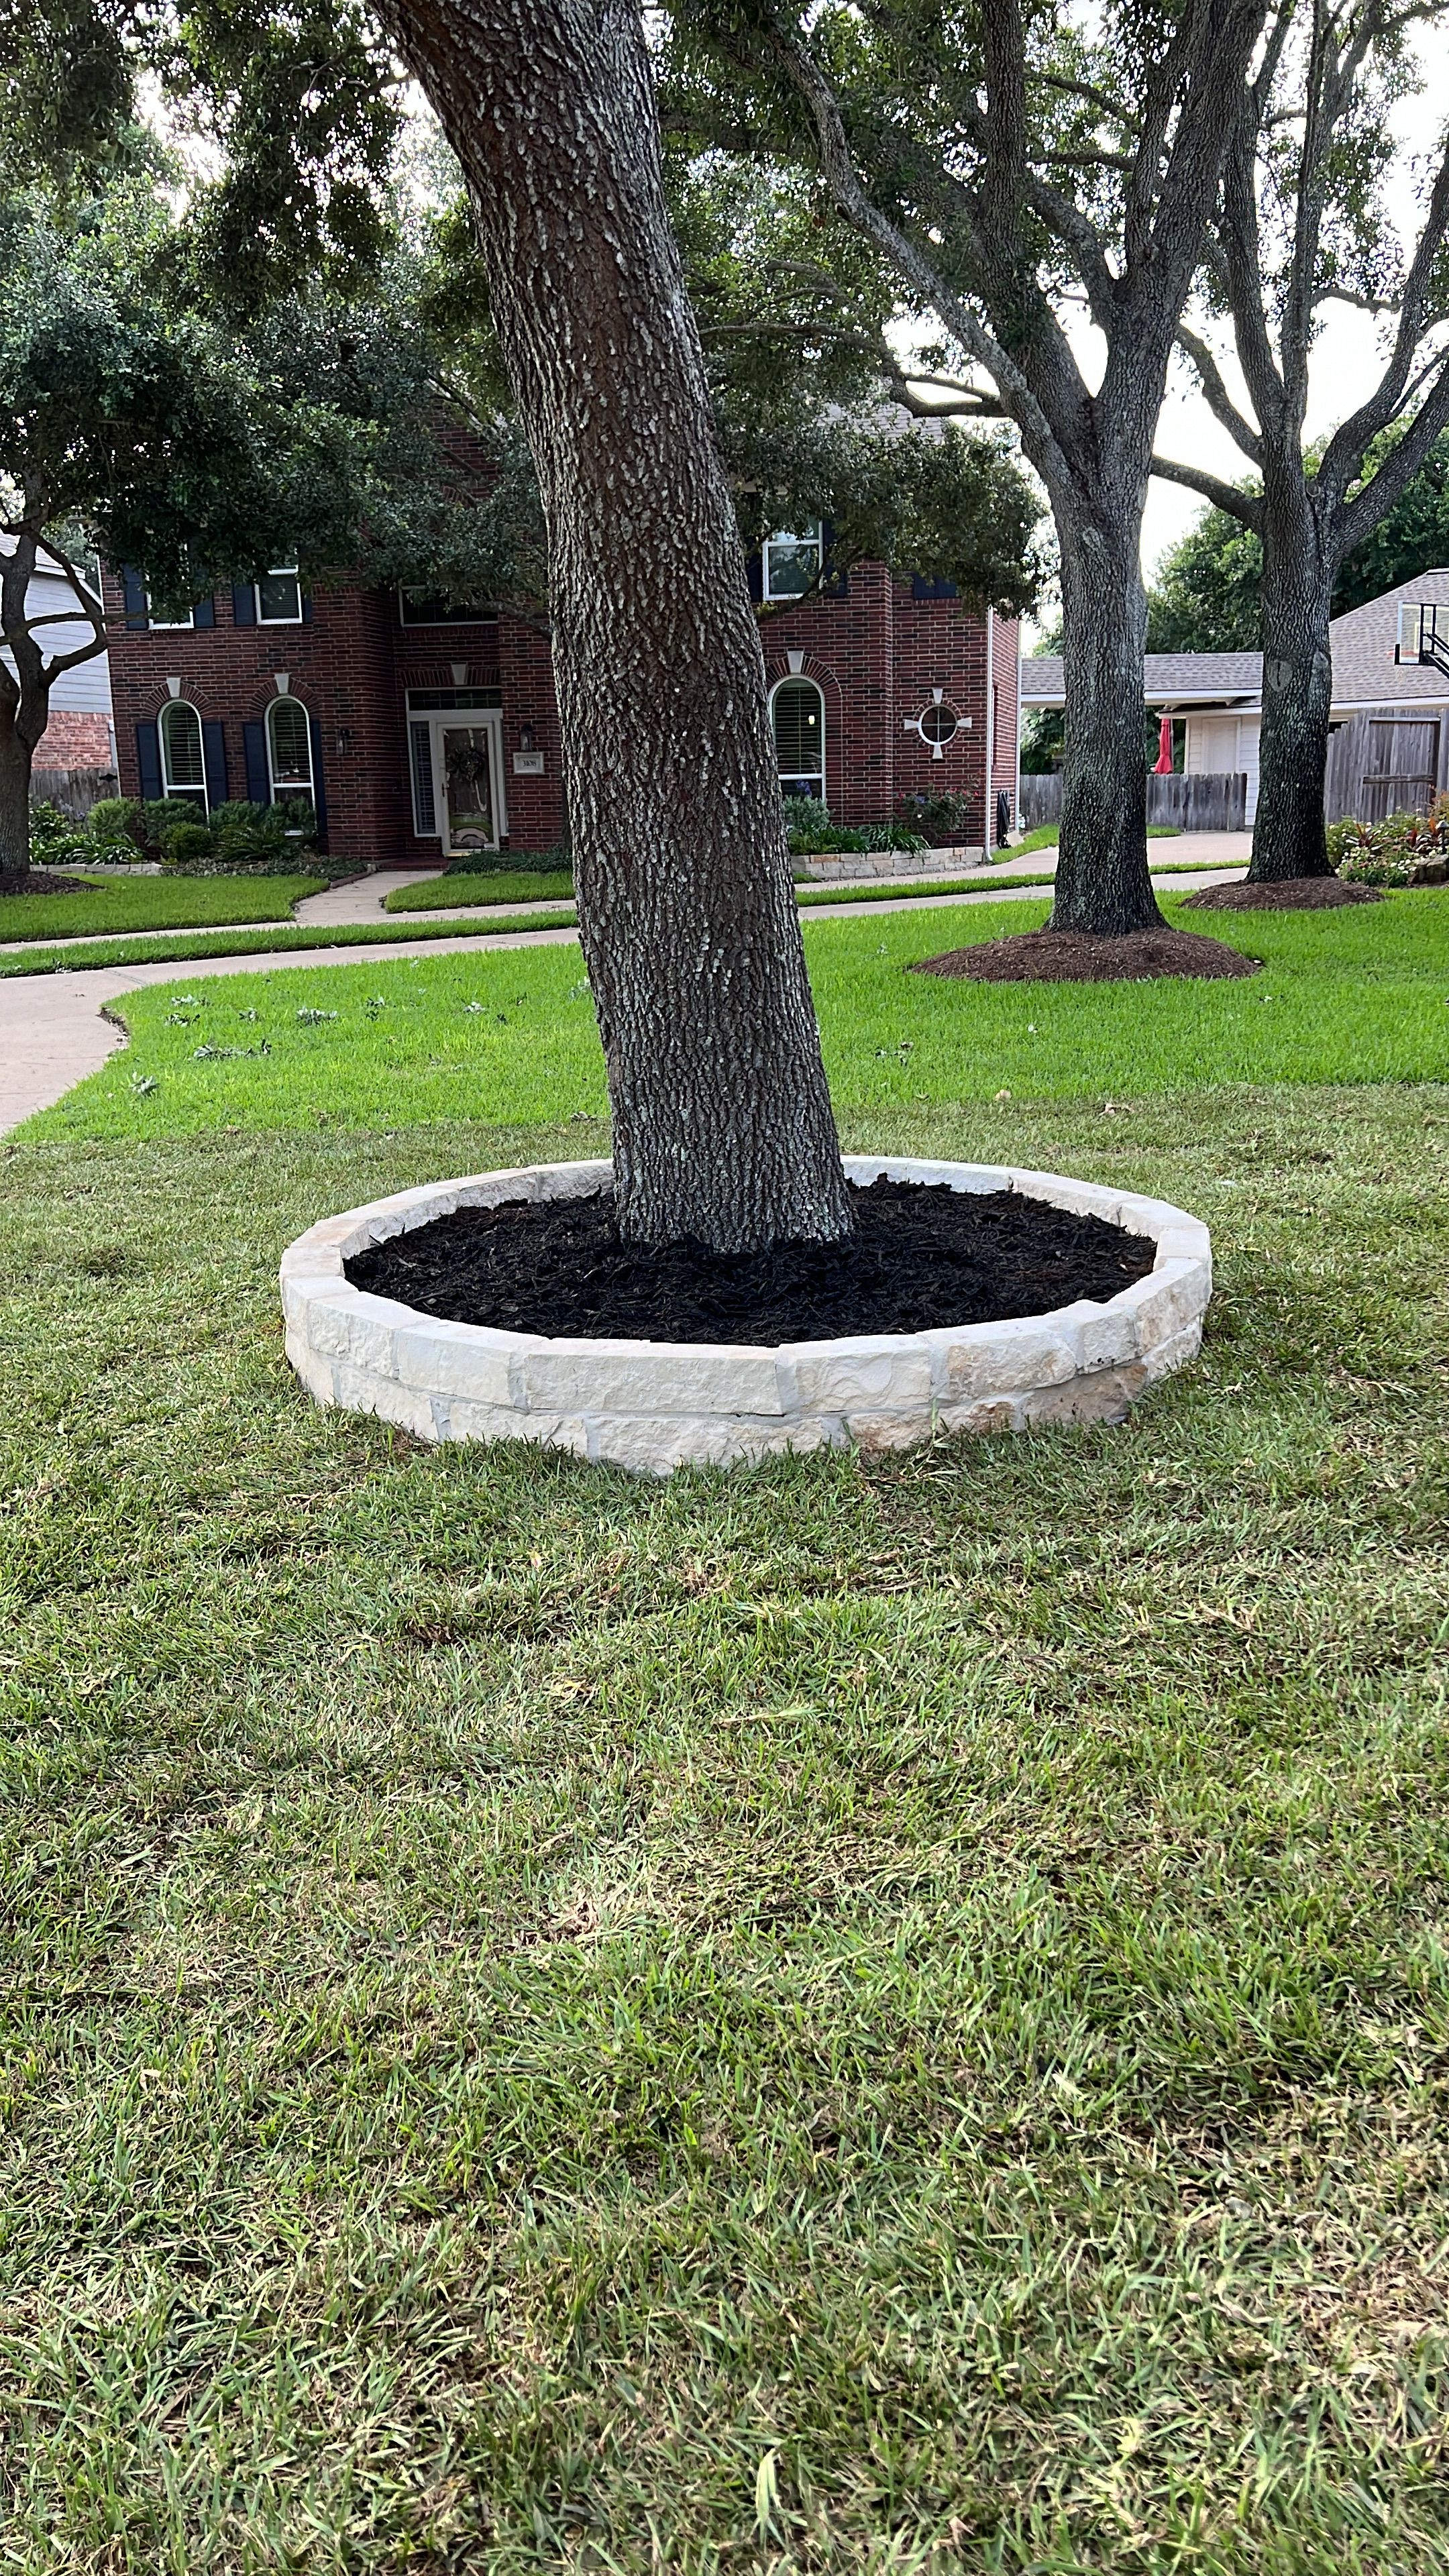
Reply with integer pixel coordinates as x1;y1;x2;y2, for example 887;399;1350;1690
280;1157;1212;1476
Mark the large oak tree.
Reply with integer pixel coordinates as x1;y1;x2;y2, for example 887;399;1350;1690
663;0;1269;935
1152;0;1449;881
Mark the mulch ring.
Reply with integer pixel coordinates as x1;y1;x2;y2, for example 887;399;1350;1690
1181;875;1380;912
908;926;1260;983
345;1174;1157;1345
0;869;98;899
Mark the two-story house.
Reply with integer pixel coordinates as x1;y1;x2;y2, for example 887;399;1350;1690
103;532;1020;865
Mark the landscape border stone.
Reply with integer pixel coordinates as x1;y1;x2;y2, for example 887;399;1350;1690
280;1156;1212;1473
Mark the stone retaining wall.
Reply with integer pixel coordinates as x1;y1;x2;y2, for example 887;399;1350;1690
281;1157;1212;1475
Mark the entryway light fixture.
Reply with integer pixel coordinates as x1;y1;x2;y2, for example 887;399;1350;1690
519;722;537;753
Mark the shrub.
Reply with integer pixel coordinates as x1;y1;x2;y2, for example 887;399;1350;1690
136;798;210;863
157;797;322;875
28;800;95;869
1330;798;1448;887
87;797;145;855
896;789;975;844
445;833;570;878
162;819;217;871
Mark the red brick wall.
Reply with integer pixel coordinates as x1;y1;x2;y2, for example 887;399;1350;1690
106;564;1003;861
33;710;113;769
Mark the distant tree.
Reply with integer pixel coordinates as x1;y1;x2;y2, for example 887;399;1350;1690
0;178;523;875
1153;0;1449;882
1144;433;1449;652
1145;508;1265;651
663;0;1269;937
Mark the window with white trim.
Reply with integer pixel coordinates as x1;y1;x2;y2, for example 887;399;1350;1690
763;525;823;602
256;567;303;624
771;676;825;800
147;593;194;631
266;695;313;801
159;700;208;808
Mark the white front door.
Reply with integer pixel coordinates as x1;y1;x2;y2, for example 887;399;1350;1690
431;714;506;855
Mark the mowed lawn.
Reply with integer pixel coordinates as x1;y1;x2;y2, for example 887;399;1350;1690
31;890;1449;1141
4;895;1449;2566
0;870;327;943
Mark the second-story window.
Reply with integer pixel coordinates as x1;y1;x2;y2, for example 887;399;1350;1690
763;525;823;602
256;567;303;624
148;594;194;631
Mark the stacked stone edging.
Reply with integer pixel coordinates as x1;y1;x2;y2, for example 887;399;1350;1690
280;1156;1212;1474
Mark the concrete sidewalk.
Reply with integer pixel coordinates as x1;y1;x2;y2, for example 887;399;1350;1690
0;855;1252;1136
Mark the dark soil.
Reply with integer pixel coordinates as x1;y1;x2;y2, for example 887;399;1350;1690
908;926;1260;983
1181;875;1381;912
0;868;97;898
347;1175;1157;1346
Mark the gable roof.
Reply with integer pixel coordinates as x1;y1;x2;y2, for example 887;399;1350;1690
1019;568;1449;714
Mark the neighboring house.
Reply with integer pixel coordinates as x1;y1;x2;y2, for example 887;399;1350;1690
1;547;115;771
1020;568;1449;823
102;539;1021;865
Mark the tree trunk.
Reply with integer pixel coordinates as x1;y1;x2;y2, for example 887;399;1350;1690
375;0;851;1251
1051;523;1165;934
1248;487;1336;881
0;705;32;878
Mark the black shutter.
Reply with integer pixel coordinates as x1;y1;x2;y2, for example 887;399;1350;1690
300;589;313;624
193;594;216;629
820;523;849;598
136;721;162;800
231;582;256;627
121;568;148;631
243;720;269;806
745;549;763;605
309;715;327;848
202;720;228;810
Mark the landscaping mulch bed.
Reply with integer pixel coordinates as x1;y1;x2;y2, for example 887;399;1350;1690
0;869;98;899
1181;875;1381;911
908;926;1260;983
347;1174;1157;1344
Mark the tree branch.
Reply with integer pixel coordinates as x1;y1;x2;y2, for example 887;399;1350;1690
1150;453;1265;529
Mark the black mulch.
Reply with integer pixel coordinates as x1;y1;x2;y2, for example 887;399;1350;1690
347;1174;1157;1346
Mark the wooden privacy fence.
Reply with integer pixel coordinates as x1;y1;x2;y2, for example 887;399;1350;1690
1324;708;1449;823
30;765;118;819
1018;771;1247;832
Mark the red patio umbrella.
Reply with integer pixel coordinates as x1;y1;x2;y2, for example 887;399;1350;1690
1153;712;1175;773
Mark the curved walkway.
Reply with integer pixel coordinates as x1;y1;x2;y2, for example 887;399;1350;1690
0;853;1252;1136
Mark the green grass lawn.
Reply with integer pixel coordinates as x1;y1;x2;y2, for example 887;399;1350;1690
385;865;577;911
4;1080;1449;2567
0;871;327;943
32;891;1449;1143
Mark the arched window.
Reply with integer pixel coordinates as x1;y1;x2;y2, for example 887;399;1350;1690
267;695;314;802
159;700;207;809
772;676;825;802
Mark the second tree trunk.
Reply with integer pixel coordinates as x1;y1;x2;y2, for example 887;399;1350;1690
1051;527;1167;935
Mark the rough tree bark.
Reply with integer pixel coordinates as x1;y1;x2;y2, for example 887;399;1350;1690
1252;472;1335;880
372;0;851;1251
0;531;48;879
747;0;1271;940
1053;527;1153;932
0;521;107;881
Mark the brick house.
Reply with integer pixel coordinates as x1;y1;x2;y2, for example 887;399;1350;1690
103;532;1020;865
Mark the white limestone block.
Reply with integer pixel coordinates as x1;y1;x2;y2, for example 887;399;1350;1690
930;1316;1077;1403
